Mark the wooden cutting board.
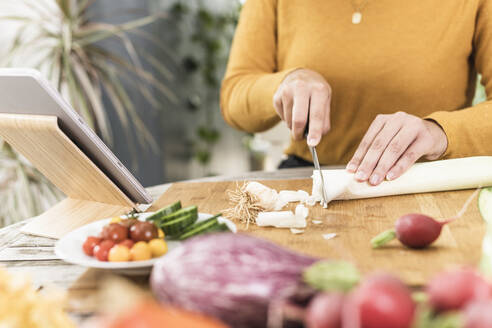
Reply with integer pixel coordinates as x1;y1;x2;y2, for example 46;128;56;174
150;179;485;286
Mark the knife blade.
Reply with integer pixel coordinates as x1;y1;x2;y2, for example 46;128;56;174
304;114;329;206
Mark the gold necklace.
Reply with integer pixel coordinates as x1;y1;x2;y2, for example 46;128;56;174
351;0;371;24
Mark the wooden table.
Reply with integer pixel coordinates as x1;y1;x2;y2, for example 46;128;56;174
0;168;315;324
0;167;486;325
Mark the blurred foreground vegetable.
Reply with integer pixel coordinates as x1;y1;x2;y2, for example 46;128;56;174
426;269;492;312
0;267;75;328
107;300;228;328
151;233;317;328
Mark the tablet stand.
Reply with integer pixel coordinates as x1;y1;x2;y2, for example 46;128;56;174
0;113;136;239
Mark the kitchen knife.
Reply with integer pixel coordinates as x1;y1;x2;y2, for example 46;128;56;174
304;114;329;206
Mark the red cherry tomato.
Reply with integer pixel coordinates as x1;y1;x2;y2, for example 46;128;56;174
130;221;158;242
118;239;135;249
93;240;115;261
102;223;129;243
120;218;138;229
82;236;102;256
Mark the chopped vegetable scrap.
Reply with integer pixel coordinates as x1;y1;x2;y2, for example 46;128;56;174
224;181;324;231
245;181;287;210
223;182;265;228
290;228;305;234
278;189;310;204
322;233;337;240
256;204;309;228
312;220;323;225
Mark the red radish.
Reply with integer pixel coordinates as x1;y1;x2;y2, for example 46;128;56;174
464;299;492;328
348;273;416;328
371;189;479;249
305;292;344;328
426;268;492;312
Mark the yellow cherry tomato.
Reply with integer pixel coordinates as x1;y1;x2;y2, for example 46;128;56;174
130;241;152;261
108;245;130;262
148;238;168;257
110;216;122;224
158;228;165;239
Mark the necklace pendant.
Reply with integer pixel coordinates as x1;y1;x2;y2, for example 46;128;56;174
352;11;362;24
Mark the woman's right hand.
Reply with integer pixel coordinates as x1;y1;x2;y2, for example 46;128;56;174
273;69;332;147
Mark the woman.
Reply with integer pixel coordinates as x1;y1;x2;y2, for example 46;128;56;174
220;0;492;186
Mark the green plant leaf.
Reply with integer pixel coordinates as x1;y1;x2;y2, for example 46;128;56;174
139;49;174;81
75;15;160;46
195;150;211;165
72;55;112;142
197;126;220;144
55;0;72;19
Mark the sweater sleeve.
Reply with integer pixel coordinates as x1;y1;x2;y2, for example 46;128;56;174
220;0;298;133
426;0;492;158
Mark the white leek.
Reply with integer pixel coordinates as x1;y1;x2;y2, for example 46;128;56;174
312;157;492;206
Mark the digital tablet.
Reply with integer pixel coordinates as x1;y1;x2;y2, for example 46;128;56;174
0;68;152;204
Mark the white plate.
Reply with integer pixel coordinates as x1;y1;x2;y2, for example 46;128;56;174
55;212;236;275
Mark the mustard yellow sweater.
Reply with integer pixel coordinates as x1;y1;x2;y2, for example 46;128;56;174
220;0;492;164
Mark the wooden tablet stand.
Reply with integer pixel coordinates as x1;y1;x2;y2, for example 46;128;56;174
0;113;137;239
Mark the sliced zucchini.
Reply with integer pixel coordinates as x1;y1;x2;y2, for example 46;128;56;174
159;213;198;236
178;215;228;240
157;205;198;225
146;201;182;222
179;214;221;234
479;187;492;224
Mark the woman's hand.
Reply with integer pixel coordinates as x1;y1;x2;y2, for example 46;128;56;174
346;112;448;185
273;69;332;147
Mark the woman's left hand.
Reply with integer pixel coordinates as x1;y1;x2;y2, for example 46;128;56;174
346;112;448;185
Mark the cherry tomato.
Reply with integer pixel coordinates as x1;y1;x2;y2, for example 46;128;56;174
102;223;128;243
148;239;168;257
110;216;122;224
130;222;158;242
82;236;102;256
130;241;152;261
93;240;115;261
108;245;131;262
120;218;138;229
118;239;135;249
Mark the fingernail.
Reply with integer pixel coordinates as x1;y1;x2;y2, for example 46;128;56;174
355;171;367;181
346;163;357;172
386;172;396;180
307;137;318;147
369;174;381;185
